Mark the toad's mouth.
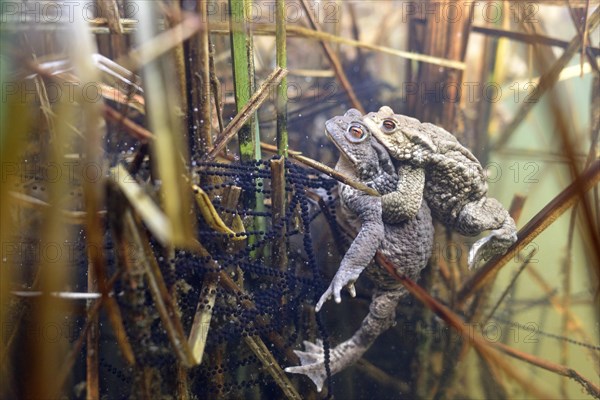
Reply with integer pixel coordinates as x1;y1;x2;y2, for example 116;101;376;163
324;127;360;166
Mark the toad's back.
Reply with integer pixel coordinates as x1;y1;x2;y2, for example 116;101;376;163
420;132;488;224
380;116;489;224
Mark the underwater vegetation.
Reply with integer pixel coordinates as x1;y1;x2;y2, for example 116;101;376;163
1;1;599;399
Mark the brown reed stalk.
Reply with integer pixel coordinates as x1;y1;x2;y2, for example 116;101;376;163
376;253;600;398
299;0;364;113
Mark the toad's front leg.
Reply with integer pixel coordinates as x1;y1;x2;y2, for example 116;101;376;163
316;189;384;311
380;164;425;224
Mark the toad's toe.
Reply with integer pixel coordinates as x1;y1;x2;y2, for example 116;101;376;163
468;228;517;269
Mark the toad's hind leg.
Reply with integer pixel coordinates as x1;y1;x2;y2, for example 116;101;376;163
285;289;404;392
454;197;518;269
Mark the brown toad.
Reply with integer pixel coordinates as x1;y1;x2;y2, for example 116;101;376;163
364;106;517;268
285;109;434;391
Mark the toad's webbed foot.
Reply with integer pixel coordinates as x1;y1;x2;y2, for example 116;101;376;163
285;339;328;392
453;197;517;269
287;290;403;391
468;218;517;269
285;333;381;392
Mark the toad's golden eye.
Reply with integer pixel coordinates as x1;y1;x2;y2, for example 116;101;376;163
345;123;368;143
381;118;397;133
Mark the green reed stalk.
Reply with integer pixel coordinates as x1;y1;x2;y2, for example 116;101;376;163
276;0;288;156
228;0;266;249
228;0;259;162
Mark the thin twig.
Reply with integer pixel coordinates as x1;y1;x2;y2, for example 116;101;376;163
8;191;106;224
208;37;225;135
204;67;288;160
125;210;197;367
492;7;600;150
123;15;203;71
109;164;172;246
299;0;364;113
103;104;153;141
98;0;123;34
75;11;138;374
196;0;212;152
468;25;600;57
493;340;600;398
561;205;578;395
526;266;600;370
483;249;537;324
86;255;99;400
244;336;302;400
376;254;552;399
270;157;288;271
355;359;410;394
261;142;379;196
53;272;123;397
188;272;219;364
375;253;600;398
208;23;467;70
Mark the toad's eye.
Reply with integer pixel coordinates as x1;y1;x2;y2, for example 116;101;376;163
381;118;397;133
345;123;368;143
